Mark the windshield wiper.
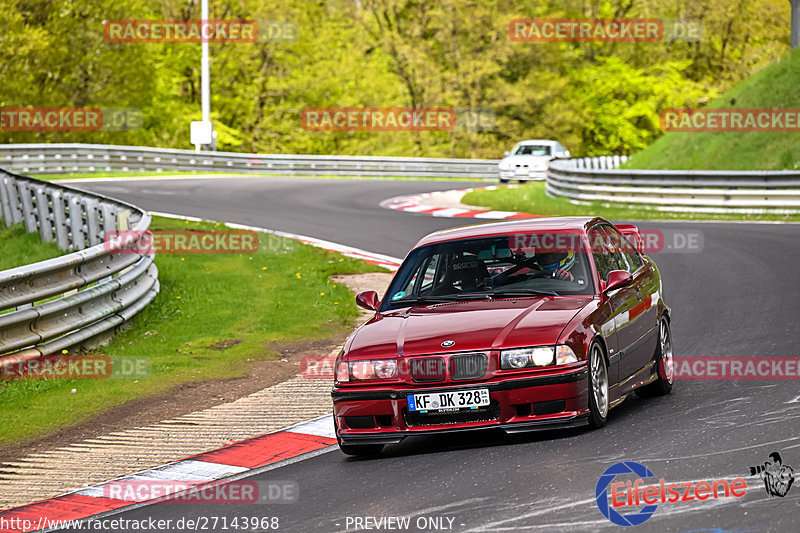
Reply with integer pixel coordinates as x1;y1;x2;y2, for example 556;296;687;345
391;295;460;306
488;289;558;297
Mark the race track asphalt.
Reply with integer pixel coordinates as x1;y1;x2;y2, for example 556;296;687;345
62;176;800;533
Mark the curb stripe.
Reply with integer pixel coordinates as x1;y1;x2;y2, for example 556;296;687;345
0;495;129;532
380;187;543;220
185;431;336;470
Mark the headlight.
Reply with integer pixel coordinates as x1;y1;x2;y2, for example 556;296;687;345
373;360;398;379
336;359;398;381
351;361;374;380
499;160;511;170
500;345;579;369
500;347;554;369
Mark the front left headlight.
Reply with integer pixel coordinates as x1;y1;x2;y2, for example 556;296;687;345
336;359;398;382
500;345;578;369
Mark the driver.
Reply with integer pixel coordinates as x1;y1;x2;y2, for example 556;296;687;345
536;250;575;280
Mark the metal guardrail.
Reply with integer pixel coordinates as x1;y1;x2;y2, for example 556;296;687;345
0;143;500;180
0;168;159;362
547;156;800;213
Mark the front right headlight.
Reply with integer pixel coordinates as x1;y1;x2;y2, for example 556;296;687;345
500;347;555;369
498;160;512;170
500;345;579;369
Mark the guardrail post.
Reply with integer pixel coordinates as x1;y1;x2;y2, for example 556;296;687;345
101;202;117;236
85;198;102;246
67;193;86;250
0;175;13;228
4;176;23;226
51;190;70;250
17;181;38;233
34;186;54;243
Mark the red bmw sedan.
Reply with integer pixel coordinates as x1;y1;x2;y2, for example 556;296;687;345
332;217;674;455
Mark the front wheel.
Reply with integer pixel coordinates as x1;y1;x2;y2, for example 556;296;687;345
587;342;609;428
636;318;674;397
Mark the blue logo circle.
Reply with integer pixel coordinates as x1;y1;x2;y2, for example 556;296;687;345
595;461;658;526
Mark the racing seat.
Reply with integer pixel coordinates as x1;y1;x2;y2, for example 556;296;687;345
434;256;490;294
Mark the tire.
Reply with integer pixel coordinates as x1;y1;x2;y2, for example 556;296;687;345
587;342;609;428
499;178;509;183
338;443;385;456
636;318;674;397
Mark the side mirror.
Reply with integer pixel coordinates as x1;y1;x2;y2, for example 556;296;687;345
564;150;571;158
603;270;633;294
503;151;510;157
356;290;380;311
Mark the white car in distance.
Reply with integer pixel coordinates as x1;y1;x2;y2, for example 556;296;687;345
498;139;570;183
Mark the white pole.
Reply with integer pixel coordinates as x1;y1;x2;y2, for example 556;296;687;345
201;0;210;125
792;0;800;49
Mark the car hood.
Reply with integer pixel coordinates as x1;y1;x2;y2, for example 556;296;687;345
346;296;593;359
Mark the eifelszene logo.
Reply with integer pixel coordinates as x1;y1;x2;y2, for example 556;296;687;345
595;461;747;526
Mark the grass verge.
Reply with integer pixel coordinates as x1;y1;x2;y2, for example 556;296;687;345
0;223;66;271
0;215;385;446
462;182;800;222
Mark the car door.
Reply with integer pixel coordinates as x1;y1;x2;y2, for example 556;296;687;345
602;224;659;381
588;225;640;384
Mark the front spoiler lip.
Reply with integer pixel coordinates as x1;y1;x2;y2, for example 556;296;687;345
331;365;588;402
337;413;589;446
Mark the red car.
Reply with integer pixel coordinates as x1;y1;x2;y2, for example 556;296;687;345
332;217;673;455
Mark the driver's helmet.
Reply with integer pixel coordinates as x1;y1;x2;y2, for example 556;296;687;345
537;250;575;273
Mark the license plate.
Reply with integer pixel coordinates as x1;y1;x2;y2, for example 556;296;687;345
407;389;490;412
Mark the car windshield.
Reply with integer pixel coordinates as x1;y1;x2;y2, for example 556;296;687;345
382;232;594;310
512;144;551;156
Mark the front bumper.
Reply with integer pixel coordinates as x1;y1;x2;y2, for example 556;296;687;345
499;169;547;181
332;365;589;446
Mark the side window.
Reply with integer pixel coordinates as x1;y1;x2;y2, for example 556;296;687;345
603;225;643;273
588;228;614;281
588;226;627;281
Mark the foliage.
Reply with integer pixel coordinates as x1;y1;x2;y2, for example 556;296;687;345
0;0;792;158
